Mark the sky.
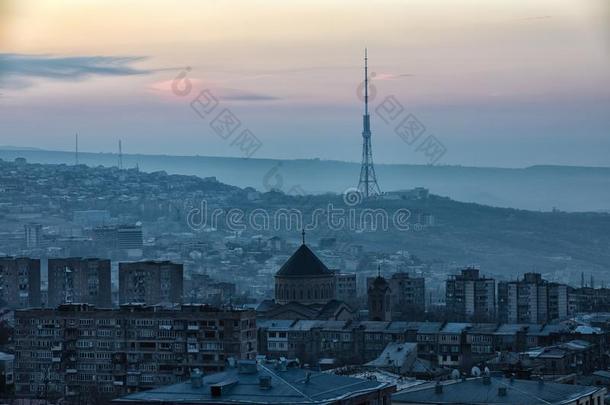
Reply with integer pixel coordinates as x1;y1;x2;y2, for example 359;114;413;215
0;0;609;167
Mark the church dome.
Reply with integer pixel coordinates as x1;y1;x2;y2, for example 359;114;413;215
274;243;336;305
276;244;333;278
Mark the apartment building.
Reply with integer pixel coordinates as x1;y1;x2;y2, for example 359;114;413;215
0;257;40;309
446;267;496;320
498;273;569;324
47;258;111;308
119;261;183;305
389;272;426;313
13;303;256;400
257;320;581;370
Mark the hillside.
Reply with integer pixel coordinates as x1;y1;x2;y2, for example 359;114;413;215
0;148;609;212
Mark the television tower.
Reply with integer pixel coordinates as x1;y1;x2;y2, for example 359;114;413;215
357;49;381;198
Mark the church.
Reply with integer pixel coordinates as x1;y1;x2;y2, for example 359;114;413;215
274;242;336;305
257;233;354;321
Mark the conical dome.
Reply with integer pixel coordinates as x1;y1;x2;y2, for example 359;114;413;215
276;244;332;278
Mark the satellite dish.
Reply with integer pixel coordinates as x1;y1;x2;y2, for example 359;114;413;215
471;366;481;377
451;369;461;380
484;367;491;376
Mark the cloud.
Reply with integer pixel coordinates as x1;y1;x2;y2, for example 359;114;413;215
519;15;552;21
148;79;279;102
0;53;153;88
218;87;279;101
373;72;415;81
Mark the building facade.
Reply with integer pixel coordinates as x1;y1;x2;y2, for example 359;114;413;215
47;257;111;308
446;267;495;320
389;272;426;313
119;260;183;305
257;320;585;372
117;225;143;250
13;303;256;400
334;272;357;304
0;257;40;309
498;273;569;324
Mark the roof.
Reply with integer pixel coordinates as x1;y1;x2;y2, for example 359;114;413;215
365;342;417;368
316;300;353;320
276;244;333;278
392;377;603;405
417;322;443;334
593;370;610;379
527;324;570;337
114;362;393;404
493;324;529;335
575;325;603;335
440;323;471;334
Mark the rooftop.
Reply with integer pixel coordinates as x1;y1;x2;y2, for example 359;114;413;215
114;360;394;404
365;342;417;368
393;376;604;405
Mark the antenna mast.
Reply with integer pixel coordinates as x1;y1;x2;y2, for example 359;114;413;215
357;49;381;198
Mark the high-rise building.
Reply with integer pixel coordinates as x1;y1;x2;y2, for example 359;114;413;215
498;272;569;324
13;303;256;399
93;225;119;249
117;225;143;250
47;258;111;308
388;272;426;313
24;223;42;249
446;267;496;320
92;224;143;253
119;260;183;305
0;257;41;308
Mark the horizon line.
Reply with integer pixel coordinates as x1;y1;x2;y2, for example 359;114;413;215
1;145;609;171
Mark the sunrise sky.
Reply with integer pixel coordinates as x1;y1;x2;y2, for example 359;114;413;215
0;0;609;166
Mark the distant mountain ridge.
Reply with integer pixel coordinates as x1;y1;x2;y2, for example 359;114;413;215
0;147;608;212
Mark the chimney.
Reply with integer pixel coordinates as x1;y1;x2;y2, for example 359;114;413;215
435;382;443;394
498;387;507;397
482;375;491;385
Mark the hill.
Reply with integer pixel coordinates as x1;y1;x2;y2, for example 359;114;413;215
0;147;608;212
